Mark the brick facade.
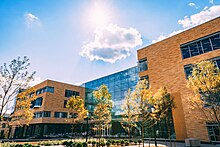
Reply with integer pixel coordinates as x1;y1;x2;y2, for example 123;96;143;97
137;17;220;141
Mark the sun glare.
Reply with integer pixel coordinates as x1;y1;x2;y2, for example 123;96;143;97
88;2;112;28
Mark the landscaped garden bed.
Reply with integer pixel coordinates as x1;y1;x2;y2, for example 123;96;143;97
0;139;167;147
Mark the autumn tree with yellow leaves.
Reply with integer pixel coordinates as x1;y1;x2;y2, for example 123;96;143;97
121;88;138;139
12;87;37;125
66;96;88;139
187;60;220;132
133;79;152;147
93;84;112;145
148;87;175;146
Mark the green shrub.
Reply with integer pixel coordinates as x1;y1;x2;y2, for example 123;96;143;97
76;142;83;147
134;140;137;145
121;140;125;145
15;144;23;147
116;140;120;145
23;143;33;147
124;139;128;142
100;142;105;147
129;139;133;143
125;141;129;146
111;140;115;145
138;139;142;144
88;141;92;144
82;142;87;147
63;141;69;146
92;141;96;147
106;142;111;147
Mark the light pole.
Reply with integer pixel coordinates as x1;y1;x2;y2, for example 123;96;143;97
86;112;89;142
151;108;157;147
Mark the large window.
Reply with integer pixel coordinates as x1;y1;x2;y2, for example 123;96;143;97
54;112;68;118
34;111;51;118
65;90;80;97
30;97;43;108
181;32;220;59
36;86;54;95
138;58;148;72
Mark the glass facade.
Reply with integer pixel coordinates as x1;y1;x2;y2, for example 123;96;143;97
181;32;220;59
85;66;139;117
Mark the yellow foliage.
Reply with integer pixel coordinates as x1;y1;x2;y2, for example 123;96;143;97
186;60;220;124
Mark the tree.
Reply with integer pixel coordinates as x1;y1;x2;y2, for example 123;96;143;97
186;60;220;135
11;87;37;125
93;84;112;145
133;79;152;147
66;96;88;139
0;56;35;121
121;88;138;139
148;87;175;146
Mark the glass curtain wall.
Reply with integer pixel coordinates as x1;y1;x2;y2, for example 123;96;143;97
85;66;139;117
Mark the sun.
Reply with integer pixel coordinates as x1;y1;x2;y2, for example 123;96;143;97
88;2;112;28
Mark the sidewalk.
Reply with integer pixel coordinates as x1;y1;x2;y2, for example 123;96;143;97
144;141;219;147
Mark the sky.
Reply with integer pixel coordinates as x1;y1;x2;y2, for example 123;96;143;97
0;0;220;86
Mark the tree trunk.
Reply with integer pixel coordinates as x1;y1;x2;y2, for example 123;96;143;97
128;126;131;140
142;122;144;147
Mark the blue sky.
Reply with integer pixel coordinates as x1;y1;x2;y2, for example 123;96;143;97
0;0;220;85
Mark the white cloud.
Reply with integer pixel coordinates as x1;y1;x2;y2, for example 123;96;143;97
209;0;214;4
178;5;220;28
204;6;209;10
189;2;196;7
24;12;41;28
80;24;142;63
152;5;220;43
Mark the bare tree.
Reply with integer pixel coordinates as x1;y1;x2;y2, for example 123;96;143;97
0;56;35;121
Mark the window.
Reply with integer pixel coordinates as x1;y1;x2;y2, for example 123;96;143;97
207;123;220;142
65;90;80;97
36;86;54;95
33;111;51;118
42;111;51;117
46;86;54;93
30;97;43;108
138;58;148;72
64;100;67;108
184;65;193;79
54;112;67;118
34;97;43;107
181;32;220;59
34;112;42;118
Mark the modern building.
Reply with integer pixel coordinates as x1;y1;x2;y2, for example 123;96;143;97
84;66;175;138
11;17;220;142
137;17;220;142
11;80;86;138
85;66;140;136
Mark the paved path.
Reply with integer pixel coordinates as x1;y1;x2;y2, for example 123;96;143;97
146;140;219;147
